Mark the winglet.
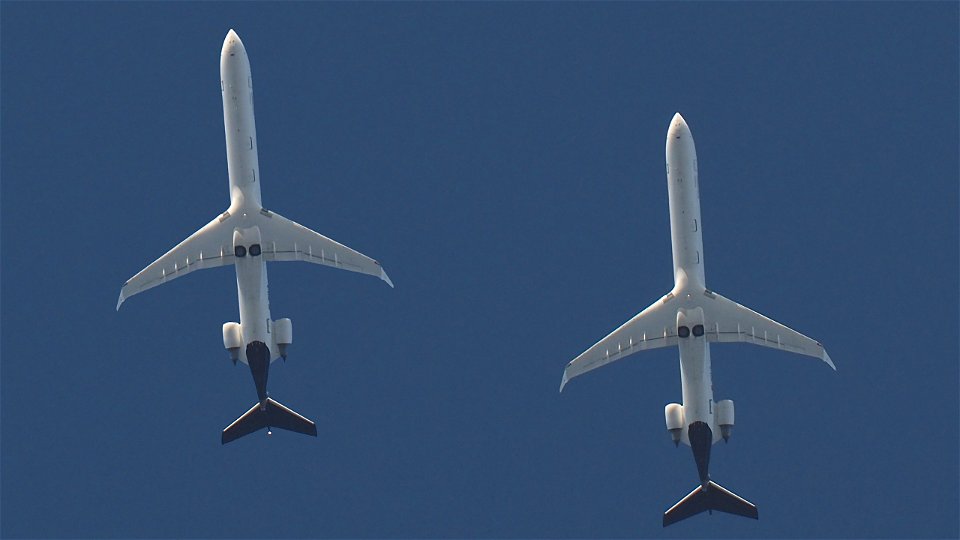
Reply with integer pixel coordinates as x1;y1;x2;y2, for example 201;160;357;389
116;289;126;311
380;267;394;288
822;349;836;371
559;369;570;393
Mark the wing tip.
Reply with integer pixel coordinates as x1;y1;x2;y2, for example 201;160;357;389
822;349;836;370
559;370;569;393
380;267;394;288
116;291;126;311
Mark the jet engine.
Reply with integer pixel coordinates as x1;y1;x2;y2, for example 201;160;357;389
222;322;242;363
716;399;734;442
664;403;684;446
273;318;292;358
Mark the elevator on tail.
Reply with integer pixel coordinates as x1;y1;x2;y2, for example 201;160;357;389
117;30;393;444
560;113;835;526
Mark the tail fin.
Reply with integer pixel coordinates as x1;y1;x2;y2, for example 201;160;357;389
221;397;317;444
663;481;758;527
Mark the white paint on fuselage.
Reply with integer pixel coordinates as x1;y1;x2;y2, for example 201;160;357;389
666;113;718;444
666;114;704;290
221;30;275;364
222;30;262;211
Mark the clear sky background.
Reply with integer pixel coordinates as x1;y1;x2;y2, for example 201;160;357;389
2;2;957;538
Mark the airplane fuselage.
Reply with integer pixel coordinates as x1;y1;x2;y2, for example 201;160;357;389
561;113;832;523
119;29;391;443
221;31;275;370
222;32;262;211
666;115;718;448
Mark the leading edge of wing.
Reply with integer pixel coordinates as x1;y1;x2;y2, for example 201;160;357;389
560;291;679;392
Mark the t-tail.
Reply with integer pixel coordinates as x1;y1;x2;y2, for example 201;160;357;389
662;420;758;526
662;480;758;526
222;398;317;444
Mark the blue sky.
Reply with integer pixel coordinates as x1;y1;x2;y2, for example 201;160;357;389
2;2;957;538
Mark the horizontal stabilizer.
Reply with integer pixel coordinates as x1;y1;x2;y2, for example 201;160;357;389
222;397;317;444
663;481;758;527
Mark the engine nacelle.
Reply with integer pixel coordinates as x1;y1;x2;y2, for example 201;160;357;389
716;399;734;442
222;322;242;362
273;318;292;358
664;403;685;445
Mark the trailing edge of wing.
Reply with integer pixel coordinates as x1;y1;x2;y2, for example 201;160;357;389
560;291;679;392
699;289;835;369
117;210;237;310
255;209;394;288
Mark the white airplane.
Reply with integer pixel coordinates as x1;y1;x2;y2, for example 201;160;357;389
117;30;393;444
560;113;835;526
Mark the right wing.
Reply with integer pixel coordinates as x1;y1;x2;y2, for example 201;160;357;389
255;209;393;287
117;211;237;310
561;291;679;392
700;289;835;369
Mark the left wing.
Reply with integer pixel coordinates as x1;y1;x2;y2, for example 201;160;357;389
255;209;393;287
117;210;237;310
699;289;835;369
561;291;680;392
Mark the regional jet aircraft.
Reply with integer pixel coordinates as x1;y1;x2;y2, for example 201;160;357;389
560;113;835;526
117;30;393;444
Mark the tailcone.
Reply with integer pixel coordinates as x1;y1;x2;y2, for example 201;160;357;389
246;341;270;403
688;421;712;486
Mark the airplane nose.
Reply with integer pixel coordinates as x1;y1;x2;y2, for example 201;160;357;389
671;112;687;129
668;112;690;138
222;29;244;56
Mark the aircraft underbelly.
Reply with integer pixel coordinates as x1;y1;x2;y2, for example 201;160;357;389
236;256;272;361
679;337;714;432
